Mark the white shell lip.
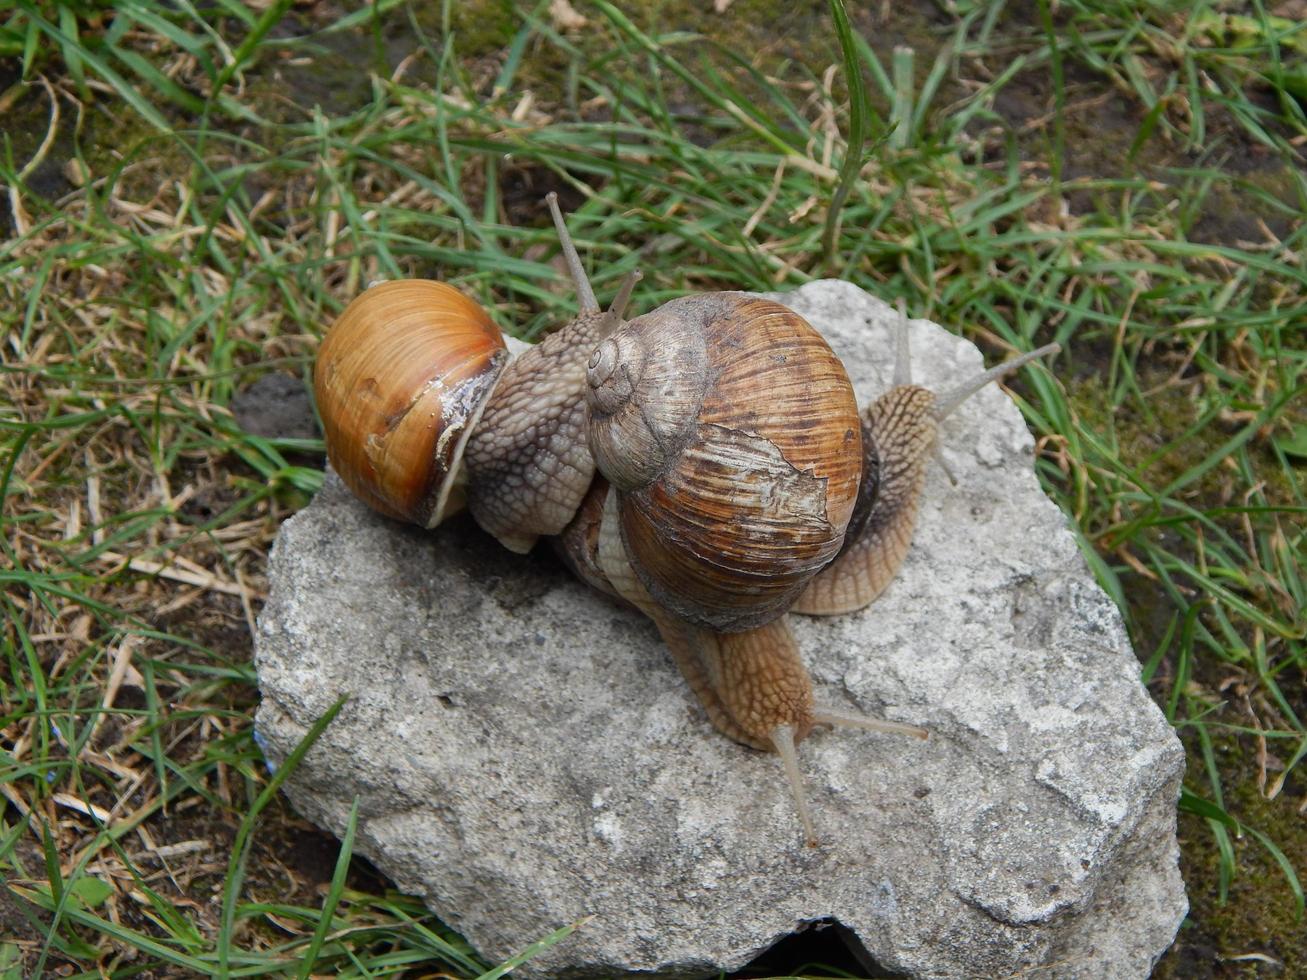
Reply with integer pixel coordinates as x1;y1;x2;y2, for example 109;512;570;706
427;347;509;528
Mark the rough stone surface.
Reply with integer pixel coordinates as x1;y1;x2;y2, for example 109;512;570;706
254;279;1187;979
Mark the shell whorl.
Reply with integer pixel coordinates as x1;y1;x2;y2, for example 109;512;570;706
585;292;863;633
584;338;633;415
584;296;711;493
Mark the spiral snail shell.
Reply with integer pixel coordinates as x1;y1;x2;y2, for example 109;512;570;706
314;279;507;528
585;292;863;632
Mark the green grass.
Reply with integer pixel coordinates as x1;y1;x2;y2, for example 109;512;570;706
2;0;1305;975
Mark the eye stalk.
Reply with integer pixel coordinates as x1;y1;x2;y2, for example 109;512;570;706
546;191;598;314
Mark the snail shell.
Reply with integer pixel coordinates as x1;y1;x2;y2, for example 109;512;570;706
585;292;862;632
314;280;507;526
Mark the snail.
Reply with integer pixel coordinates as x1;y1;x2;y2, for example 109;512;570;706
314;195;1059;846
563;291;1059;844
314;195;639;552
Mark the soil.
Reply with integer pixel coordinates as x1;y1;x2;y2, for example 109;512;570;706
230;373;319;443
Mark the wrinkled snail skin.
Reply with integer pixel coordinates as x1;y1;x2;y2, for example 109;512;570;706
551;473;622;602
464;308;618;555
462;194;641;554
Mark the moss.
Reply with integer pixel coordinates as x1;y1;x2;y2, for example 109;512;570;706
442;1;519;61
1155;729;1307;978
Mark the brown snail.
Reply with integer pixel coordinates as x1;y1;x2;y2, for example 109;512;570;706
314;195;1059;846
564;289;1059;844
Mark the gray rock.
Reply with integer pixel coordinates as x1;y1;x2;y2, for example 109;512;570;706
254;279;1187;979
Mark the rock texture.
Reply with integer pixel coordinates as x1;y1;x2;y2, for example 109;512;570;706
254;279;1187;979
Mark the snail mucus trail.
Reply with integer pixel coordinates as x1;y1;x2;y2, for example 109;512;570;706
315;193;1060;846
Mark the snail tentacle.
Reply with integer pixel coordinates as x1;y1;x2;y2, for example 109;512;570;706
932;341;1061;421
811;707;929;740
546;191;598;314
892;297;913;387
771;724;817;848
464;218;642;553
931;442;959;486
